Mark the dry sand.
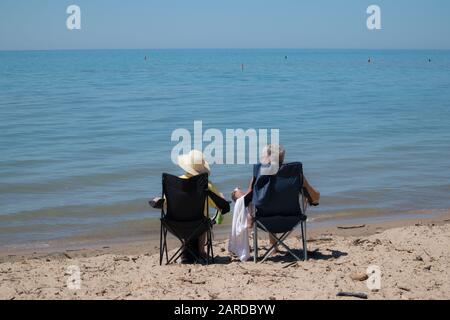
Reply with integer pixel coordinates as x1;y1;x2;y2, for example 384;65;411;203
1;214;449;300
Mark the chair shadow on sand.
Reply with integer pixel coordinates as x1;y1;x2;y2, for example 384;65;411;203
198;246;348;265
258;247;348;263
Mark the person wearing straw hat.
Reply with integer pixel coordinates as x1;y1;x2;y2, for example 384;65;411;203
177;149;223;208
177;149;211;178
177;149;225;258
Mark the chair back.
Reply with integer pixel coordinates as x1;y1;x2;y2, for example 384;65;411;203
162;173;208;221
252;162;303;217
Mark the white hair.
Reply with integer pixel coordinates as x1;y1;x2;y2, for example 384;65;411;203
260;144;285;165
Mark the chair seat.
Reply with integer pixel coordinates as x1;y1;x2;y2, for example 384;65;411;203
256;214;306;234
161;218;211;240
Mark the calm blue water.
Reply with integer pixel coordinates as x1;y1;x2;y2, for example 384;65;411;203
1;49;450;247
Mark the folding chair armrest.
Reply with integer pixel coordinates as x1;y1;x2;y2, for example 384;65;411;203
149;197;165;209
207;191;231;214
244;191;253;207
302;187;319;206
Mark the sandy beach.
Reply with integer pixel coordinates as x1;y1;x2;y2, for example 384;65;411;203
1;211;449;300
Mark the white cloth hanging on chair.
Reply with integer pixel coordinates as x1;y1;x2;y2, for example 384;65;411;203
228;196;252;262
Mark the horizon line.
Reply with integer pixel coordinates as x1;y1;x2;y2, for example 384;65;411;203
1;47;450;52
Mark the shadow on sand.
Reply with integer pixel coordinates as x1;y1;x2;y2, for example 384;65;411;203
258;247;348;263
179;247;348;265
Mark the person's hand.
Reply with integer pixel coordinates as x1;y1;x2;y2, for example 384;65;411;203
231;187;246;202
149;197;164;209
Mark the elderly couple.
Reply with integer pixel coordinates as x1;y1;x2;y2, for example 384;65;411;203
174;144;320;261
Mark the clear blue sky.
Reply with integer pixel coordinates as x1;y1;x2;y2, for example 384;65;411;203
1;0;449;50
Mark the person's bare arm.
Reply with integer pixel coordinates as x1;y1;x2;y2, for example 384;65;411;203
303;176;320;205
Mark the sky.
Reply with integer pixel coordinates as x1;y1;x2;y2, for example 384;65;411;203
1;0;450;50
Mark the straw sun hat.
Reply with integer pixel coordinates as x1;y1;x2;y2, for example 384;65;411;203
177;149;210;175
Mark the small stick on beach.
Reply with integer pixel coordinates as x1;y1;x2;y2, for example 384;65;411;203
307;237;333;243
394;248;413;253
178;278;206;285
337;224;366;230
283;261;298;269
398;286;411;292
336;291;368;299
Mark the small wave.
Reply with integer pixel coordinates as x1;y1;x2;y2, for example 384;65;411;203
0;198;156;224
0;166;161;194
309;207;449;223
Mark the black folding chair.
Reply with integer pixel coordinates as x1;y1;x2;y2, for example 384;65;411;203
153;173;229;265
249;162;309;263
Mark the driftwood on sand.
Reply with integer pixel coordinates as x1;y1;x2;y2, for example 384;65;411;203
337;224;366;230
336;291;368;299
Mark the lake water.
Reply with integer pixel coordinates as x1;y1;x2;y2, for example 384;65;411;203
1;49;450;248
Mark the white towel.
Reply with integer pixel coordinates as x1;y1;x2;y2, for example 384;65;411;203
228;196;251;262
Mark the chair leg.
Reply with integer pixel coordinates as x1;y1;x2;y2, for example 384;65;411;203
164;228;169;264
209;230;214;263
301;221;308;261
206;233;210;264
160;222;215;265
253;221;258;263
260;229;284;262
206;231;211;265
167;245;185;264
260;230;301;263
159;224;164;266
